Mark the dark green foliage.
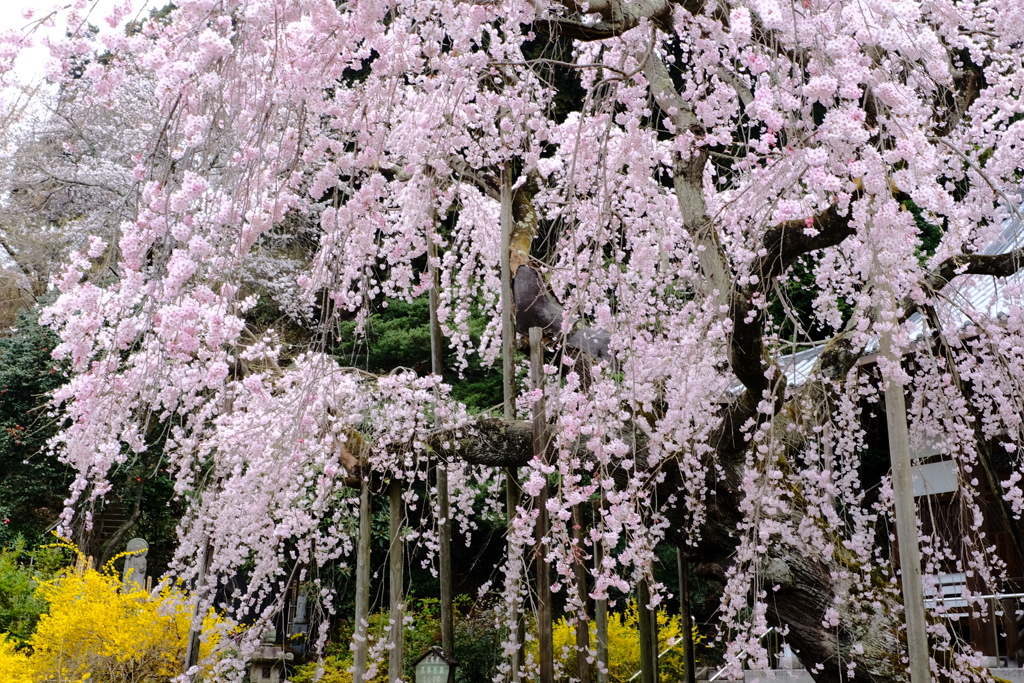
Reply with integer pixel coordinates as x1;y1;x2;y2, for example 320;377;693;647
334;296;503;411
0;309;71;546
0;543;45;645
0;307;180;574
289;596;503;682
452;600;504;683
766;253;854;343
403;597;442;668
336;297;433;374
902;198;944;262
653;547;726;667
0;540;71;646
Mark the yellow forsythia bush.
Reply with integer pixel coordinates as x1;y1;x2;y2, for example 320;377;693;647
543;599;704;683
0;557;224;683
0;633;34;683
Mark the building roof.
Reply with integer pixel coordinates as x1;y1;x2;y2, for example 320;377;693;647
730;209;1024;394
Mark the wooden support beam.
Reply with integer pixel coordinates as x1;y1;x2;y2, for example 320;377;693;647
882;333;930;683
638;577;658;683
595;535;609;683
428;197;455;678
532;326;554;683
389;479;405;683
502;165;524;682
353;455;372;683
677;548;695;683
574;505;592;683
183;540;210;679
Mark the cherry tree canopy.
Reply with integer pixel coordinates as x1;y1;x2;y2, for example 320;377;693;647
12;0;1024;680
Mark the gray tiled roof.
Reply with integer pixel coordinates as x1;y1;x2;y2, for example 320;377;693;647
728;210;1024;394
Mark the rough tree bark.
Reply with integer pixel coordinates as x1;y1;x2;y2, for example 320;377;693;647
429;4;1022;681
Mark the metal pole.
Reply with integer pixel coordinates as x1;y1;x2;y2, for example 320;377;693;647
882;332;931;683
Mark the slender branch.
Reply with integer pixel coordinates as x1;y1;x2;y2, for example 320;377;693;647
534;0;678;42
919;247;1024;295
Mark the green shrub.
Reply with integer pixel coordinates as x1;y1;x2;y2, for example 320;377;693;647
292;596;504;683
0;539;63;645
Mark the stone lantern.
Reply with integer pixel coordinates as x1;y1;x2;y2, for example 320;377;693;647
413;646;456;683
247;626;294;683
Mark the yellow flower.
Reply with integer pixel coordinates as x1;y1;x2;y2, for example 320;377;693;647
0;633;34;683
4;549;227;683
532;599;704;683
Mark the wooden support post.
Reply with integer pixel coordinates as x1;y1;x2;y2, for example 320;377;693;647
501;165;524;682
595;533;609;683
427;202;454;675
531;327;554;683
500;165;515;430
353;463;372;683
638;577;658;683
650;600;660;682
882;333;930;683
574;506;592;683
184;540;210;678
389;479;404;683
437;466;454;679
677;548;695;683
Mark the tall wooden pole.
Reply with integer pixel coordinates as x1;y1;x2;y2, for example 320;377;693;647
389;479;405;682
573;506;592;683
638;577;658;683
531;327;555;683
353;459;372;682
501;165;524;681
882;332;930;683
184;539;210;678
677;548;695;683
595;532;609;683
427;203;455;673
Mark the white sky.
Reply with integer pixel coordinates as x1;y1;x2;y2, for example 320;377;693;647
1;0;154;84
